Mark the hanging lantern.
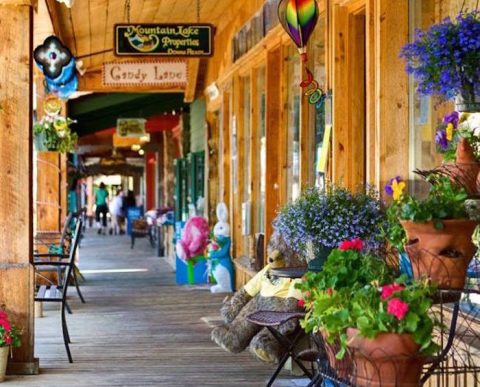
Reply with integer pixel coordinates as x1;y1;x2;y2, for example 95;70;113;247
278;0;325;108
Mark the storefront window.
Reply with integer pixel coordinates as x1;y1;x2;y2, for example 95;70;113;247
408;0;452;196
310;14;327;189
286;46;301;201
256;68;266;233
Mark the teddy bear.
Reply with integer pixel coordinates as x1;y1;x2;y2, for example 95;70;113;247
175;216;210;261
207;203;234;293
211;229;304;364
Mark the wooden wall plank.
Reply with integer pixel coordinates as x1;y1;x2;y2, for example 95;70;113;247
375;0;409;191
0;3;37;373
36;152;61;232
264;45;282;260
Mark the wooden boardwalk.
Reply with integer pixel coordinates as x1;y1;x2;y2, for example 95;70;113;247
7;229;305;386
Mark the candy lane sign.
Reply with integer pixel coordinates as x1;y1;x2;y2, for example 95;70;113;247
103;61;187;87
115;24;214;57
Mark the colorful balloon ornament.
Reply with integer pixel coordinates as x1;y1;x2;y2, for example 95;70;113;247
34;36;78;100
278;0;326;108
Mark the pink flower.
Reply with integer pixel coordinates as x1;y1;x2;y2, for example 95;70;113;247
0;320;11;332
387;298;409;320
297;299;305;308
381;283;405;300
338;238;364;251
3;334;11;346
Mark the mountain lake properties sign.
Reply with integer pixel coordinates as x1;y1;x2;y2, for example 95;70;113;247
115;24;214;57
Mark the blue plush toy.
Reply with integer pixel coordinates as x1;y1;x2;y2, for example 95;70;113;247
208;203;235;293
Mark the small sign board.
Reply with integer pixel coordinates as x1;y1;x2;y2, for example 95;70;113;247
103;61;187;87
115;24;214;57
117;118;146;138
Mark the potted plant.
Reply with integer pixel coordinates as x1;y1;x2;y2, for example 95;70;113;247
33;114;78;153
274;186;386;271
386;176;478;289
0;309;21;382
401;10;480;112
296;241;439;386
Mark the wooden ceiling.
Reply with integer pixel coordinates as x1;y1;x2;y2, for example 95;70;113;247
38;0;237;69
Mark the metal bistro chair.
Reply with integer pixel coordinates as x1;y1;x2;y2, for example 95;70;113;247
34;219;83;363
34;214;86;305
246;310;314;387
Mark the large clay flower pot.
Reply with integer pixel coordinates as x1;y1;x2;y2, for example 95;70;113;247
347;328;423;387
401;219;478;289
0;346;9;382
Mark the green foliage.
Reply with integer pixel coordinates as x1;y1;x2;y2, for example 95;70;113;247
391;177;467;229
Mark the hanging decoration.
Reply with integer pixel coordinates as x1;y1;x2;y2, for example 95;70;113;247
56;0;74;7
34;36;78;99
278;0;325;108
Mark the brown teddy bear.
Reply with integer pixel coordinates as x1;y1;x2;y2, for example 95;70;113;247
211;230;304;363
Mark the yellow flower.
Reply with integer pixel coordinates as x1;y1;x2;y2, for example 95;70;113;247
446;123;454;141
392;179;406;201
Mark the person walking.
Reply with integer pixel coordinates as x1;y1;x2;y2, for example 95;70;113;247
109;189;124;235
95;182;109;235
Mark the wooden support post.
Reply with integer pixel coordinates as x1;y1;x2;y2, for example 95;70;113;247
0;1;38;374
36;152;61;232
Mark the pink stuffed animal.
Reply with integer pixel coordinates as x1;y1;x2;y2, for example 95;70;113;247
176;216;210;261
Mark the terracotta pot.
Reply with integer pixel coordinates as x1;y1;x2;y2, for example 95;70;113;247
347;328;423;387
319;332;352;381
401;220;478;289
0;346;8;382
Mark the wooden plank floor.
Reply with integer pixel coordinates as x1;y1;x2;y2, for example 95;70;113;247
7;229;305;386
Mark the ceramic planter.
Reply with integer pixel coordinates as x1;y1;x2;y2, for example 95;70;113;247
0;346;9;382
347;328;423;387
401;219;478;289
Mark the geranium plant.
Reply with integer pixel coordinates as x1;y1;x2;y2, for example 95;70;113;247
401;11;480;101
274;186;386;260
296;240;440;359
0;310;21;348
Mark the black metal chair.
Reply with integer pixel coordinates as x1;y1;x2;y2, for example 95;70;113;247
34;214;86;304
34;219;83;363
246;310;314;387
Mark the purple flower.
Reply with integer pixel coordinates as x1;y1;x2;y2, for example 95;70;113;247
443;111;460;128
435;129;449;150
384;176;400;196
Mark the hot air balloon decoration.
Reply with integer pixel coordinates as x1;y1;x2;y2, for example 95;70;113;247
278;0;325;108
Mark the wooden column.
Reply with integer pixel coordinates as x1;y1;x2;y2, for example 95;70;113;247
60;154;68;218
264;45;283;257
374;0;409;190
36;152;61;232
0;1;38;374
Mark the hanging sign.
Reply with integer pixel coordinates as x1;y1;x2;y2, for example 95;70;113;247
115;24;214;57
103;61;187;87
117;118;146;138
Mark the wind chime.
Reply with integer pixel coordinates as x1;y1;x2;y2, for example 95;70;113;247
278;0;326;108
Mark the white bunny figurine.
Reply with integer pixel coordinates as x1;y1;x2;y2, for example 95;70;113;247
208;203;234;293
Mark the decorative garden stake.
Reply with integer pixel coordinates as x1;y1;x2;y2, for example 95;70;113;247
278;0;325;107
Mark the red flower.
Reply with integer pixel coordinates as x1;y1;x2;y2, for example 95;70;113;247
3;334;11;346
381;283;405;300
326;288;334;296
0;319;11;332
297;299;305;308
338;238;364;251
387;298;409;320
0;312;7;320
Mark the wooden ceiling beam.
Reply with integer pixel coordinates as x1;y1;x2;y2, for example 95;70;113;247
184;58;200;103
44;0;65;42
